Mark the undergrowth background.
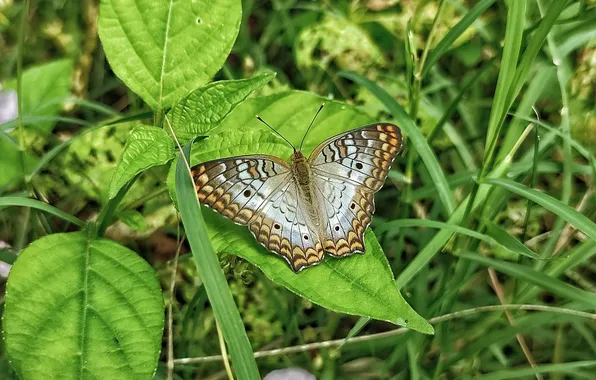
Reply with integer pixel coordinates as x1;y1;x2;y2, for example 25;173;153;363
1;0;595;379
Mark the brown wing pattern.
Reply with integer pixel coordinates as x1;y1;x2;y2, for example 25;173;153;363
192;155;323;272
309;123;402;257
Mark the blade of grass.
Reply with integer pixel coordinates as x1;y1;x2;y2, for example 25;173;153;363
422;0;496;77
175;139;260;379
377;218;541;260
474;361;596;380
505;0;571;111
96;174;139;237
459;0;527;249
0;196;86;228
510;114;595;163
461;253;596;309
483;178;596;242
518;240;596;303
337;70;456;215
483;0;526;167
428;56;496;144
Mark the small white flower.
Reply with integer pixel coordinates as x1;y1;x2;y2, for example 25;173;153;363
264;368;316;380
0;86;18;125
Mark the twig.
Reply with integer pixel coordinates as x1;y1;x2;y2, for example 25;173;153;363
166;221;184;380
553;188;593;256
488;268;542;380
173;304;596;365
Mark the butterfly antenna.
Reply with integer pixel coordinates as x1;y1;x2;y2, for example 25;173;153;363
299;103;325;152
255;115;297;152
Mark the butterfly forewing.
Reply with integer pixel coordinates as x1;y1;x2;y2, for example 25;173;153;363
309;123;402;257
192;155;324;272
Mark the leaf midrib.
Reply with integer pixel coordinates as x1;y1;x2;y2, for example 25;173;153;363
158;0;175;110
78;232;92;378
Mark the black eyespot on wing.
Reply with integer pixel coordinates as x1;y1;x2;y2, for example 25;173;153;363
350;203;356;210
355;162;363;169
304;235;309;240
335;226;340;231
243;190;251;197
274;223;281;230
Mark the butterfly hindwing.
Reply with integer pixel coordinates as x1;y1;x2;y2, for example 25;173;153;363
192;155;324;272
248;182;324;272
309;123;402;257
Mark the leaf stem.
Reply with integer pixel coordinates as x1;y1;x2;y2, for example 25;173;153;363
96;175;139;237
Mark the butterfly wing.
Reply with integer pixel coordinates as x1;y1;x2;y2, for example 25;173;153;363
192;155;324;272
308;123;403;257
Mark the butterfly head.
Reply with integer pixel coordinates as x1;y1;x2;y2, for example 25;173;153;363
290;150;306;162
255;104;326;155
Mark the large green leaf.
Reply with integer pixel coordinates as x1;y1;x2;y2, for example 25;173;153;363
204;208;433;334
168;72;275;143
169;91;431;333
4;59;73;134
98;0;241;110
108;125;174;199
3;231;164;380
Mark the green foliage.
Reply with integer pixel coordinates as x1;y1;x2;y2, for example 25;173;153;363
168;73;276;143
98;0;242;111
108;125;174;199
117;209;148;232
2;0;596;378
296;15;386;73
3;59;73;134
3;232;164;379
484;177;596;243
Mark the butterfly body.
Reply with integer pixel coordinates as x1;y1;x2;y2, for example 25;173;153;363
192;123;403;272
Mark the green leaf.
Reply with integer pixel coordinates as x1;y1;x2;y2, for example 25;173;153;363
4;59;73;134
108;125;174;199
203;208;433;334
212;90;375;149
337;70;457;215
98;0;242;111
168;72;276;143
483;178;596;242
3;231;164;379
0;196;86;228
175;140;260;379
483;219;542;260
169;90;431;332
117;209;148;232
461;253;596;309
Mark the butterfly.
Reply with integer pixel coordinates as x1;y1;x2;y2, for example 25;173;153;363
191;105;403;272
